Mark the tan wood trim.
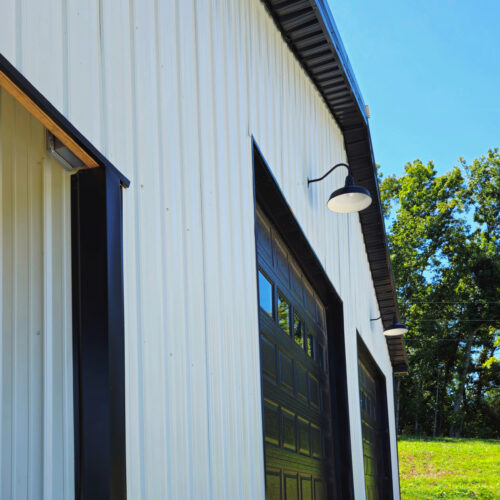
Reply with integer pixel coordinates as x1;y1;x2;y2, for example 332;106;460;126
0;70;99;168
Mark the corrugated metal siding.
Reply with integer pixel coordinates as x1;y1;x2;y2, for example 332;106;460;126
0;0;399;498
0;88;74;499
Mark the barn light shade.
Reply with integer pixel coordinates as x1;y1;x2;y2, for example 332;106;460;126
308;163;372;213
327;174;372;213
383;315;408;337
370;313;408;336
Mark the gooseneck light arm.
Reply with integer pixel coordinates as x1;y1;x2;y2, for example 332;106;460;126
307;163;352;186
307;162;372;213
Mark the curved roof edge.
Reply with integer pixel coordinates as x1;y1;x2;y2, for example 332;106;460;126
261;0;408;373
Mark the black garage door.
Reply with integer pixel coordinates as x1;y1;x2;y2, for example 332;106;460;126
358;341;394;500
358;357;379;499
256;208;335;500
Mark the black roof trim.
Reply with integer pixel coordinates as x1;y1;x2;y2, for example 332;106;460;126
262;0;408;373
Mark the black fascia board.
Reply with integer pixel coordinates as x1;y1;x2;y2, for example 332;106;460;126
311;0;367;123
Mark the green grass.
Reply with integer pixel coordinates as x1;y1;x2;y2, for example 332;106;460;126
398;436;500;499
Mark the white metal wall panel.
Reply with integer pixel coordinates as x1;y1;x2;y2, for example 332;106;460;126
0;0;400;498
0;88;74;499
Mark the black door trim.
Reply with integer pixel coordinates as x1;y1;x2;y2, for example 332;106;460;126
252;140;354;499
0;53;129;500
71;166;127;499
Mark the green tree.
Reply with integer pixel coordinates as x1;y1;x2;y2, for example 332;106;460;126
379;149;500;437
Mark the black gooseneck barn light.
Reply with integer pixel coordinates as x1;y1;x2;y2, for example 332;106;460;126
371;313;408;337
307;162;372;213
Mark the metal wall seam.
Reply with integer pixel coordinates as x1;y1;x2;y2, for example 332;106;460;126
131;1;170;498
196;2;227;498
67;0;102;151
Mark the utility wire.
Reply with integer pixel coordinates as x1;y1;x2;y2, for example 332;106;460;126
407;319;500;322
404;338;485;342
402;301;500;304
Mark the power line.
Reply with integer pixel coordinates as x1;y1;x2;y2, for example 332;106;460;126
403;301;500;304
408;319;500;322
404;338;499;343
404;338;483;342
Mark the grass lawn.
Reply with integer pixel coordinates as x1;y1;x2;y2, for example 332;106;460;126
398;436;500;499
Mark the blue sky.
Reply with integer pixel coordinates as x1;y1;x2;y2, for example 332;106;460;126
328;0;500;177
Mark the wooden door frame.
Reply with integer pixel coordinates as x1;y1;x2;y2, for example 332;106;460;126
0;53;129;500
252;140;354;499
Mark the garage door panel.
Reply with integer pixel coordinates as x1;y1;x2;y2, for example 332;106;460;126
359;358;380;499
266;468;282;500
282;408;297;452
314;478;327;500
358;343;394;500
265;447;327;474
298;418;310;456
256;210;273;263
284;472;299;500
295;363;309;402
289;261;304;304
262;381;327;429
300;475;313;500
309;375;320;409
264;400;280;446
261;335;278;381
275;238;291;286
280;351;294;392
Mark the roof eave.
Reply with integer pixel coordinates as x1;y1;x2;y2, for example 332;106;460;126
261;0;408;374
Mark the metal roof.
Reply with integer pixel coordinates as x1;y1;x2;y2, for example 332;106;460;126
262;0;408;373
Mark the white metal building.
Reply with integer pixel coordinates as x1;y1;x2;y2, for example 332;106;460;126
0;0;408;499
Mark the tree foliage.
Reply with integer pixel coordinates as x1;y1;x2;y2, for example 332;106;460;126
379;149;500;438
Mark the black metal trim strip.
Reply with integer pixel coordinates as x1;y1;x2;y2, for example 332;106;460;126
71;167;127;499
